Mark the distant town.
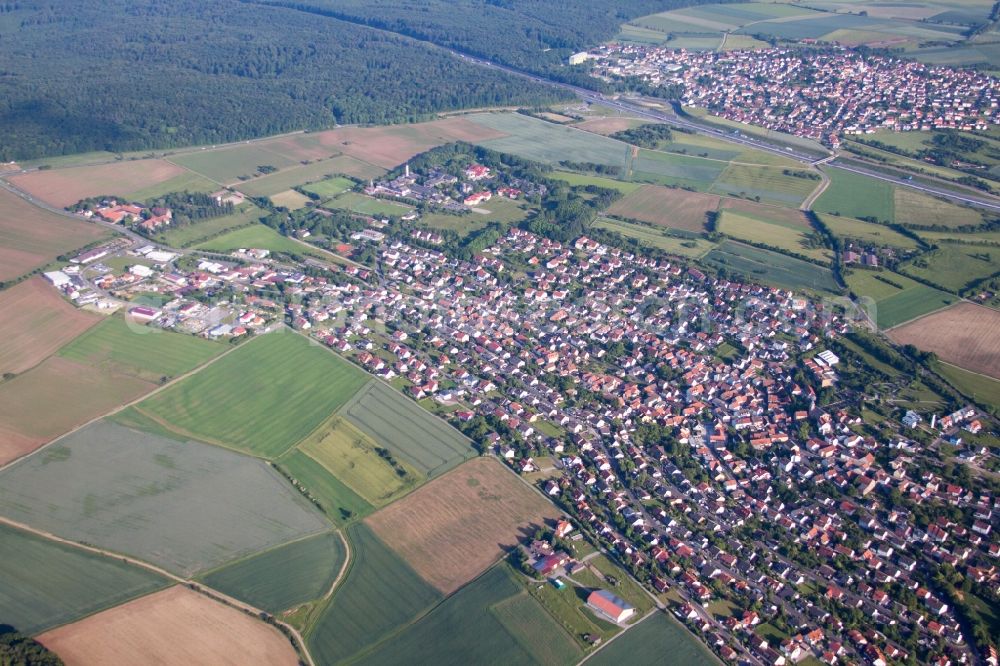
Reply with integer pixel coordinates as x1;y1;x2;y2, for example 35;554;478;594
585;45;1000;147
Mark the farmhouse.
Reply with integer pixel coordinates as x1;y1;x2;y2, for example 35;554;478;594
586;589;635;623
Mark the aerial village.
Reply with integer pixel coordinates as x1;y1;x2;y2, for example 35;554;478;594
41;155;999;666
586;45;1000;147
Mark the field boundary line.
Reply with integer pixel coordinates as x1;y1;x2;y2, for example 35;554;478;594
882;298;967;331
0;335;246;474
160;157;227;188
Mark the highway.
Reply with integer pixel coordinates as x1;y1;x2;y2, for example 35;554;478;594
453;51;1000;213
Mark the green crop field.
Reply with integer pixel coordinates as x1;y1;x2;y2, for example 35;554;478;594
201;531;345;614
135;332;368;458
588;612;719;666
631;149;725;190
900;242;999;292
815;168;895;222
275;449;374;525
710;163;817;206
0;420;328;577
297;415;422;507
236;156;385;198
328;192;413;217
355;565;582;666
124;170;219;201
895;189;987;229
341;380;475;477
819;214;919;249
306;523;442;665
169;145;300;184
936;362;1000;412
596;217;718;258
301;176;356;200
0;523;168;635
717;210;831;262
703;240;840;293
550;171;642;194
155;204;264;248
845;269;958;328
194;223;327;259
469;113;631;171
57;316;224;383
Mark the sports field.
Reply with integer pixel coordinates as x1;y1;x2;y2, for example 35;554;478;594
270;189;312;210
57;315;224;383
900;242;998;292
0;277;98;376
607;185;719;232
587;612;719;666
355;565;583;666
702;240;840;293
367;457;560;594
0;357;154;466
888;302;1000;378
237;156;384;198
193;224;330;260
469;113;631;171
7;159;190;207
327;192;413;217
307;523;443;665
38;586;299;666
135;332;368;458
819;214;919;249
341;380;475;477
301;176;356;200
169;145;300;184
201;531;346;614
157;204;264;248
0;523;168;635
845;269;957;328
276;450;374;525
0;420;329;576
297;415;422;506
815;168;895;222
0;188;110;282
717;210;831;262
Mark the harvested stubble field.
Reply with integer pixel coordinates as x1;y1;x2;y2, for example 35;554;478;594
57;316;224;383
0;188;110;282
888;302;1000;379
297;416;422;507
312;116;507;169
0;356;154;466
136;332;368;458
0;522;167;635
607;184;719;232
355;564;582;666
201;531;346;614
0;277;98;376
270;189;312;210
341;379;475;477
38;586;299;666
7;159;189;208
307;523;442;665
574;117;646;135
0;420;329;577
366;457;560;595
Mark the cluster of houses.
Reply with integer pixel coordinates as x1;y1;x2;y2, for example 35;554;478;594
284;226;997;666
588;45;1000;146
84;200;174;232
363;162;536;212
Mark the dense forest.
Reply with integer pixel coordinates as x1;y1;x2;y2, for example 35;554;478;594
0;0;568;160
0;626;62;666
255;0;713;89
